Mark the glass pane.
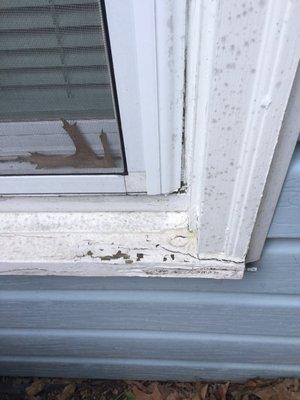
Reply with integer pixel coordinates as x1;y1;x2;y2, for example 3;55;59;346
0;0;125;175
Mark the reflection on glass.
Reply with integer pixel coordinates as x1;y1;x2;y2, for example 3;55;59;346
0;0;125;175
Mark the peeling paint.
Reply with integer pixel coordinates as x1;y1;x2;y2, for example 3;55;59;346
0;210;244;279
136;253;144;262
100;251;131;262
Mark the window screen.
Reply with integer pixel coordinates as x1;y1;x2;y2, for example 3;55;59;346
0;0;126;175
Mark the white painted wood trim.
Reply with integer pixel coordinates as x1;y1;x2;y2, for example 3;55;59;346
0;211;243;279
247;62;300;262
185;0;300;262
0;260;243;279
132;0;186;194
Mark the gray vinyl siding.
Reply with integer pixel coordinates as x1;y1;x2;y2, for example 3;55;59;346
268;142;300;238
0;143;299;381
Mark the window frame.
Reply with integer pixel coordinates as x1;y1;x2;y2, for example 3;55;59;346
0;0;186;195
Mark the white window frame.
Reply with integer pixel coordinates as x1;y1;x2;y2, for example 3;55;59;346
0;0;299;279
0;0;186;195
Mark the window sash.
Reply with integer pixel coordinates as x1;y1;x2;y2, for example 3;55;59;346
0;0;186;195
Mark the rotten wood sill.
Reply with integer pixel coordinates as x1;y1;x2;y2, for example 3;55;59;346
0;211;244;279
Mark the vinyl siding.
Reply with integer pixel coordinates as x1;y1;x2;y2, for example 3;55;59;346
268;142;300;238
0;143;299;382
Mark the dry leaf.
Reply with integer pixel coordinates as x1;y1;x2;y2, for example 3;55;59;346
132;386;153;400
241;395;249;400
195;382;208;400
129;381;149;391
166;391;180;400
216;382;229;400
149;383;163;400
245;379;266;388
252;379;296;400
10;376;300;400
57;383;76;400
131;383;163;400
10;120;115;170
228;379;300;400
25;380;45;399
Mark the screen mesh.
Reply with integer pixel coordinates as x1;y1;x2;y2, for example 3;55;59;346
0;0;125;175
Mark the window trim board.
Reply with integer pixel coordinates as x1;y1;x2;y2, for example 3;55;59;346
186;0;300;263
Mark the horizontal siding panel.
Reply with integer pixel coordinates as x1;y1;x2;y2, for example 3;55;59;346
1;290;300;336
1;357;300;382
268;143;300;238
1;329;300;366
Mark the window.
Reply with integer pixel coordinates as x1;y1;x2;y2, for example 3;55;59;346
0;0;126;175
0;0;298;279
0;0;186;195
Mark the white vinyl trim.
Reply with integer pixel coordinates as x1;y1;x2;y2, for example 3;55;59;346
0;175;126;195
132;0;186;194
104;0;145;175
